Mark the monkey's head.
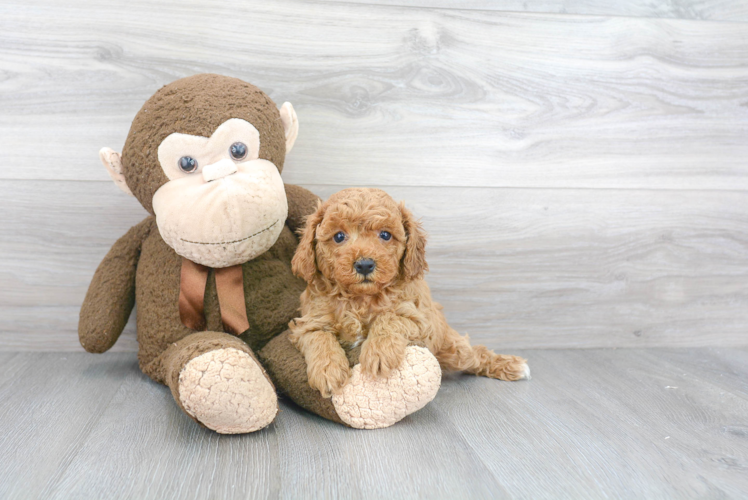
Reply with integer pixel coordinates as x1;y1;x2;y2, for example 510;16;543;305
100;74;299;268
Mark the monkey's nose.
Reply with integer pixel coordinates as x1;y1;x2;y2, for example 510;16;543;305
354;258;376;276
202;158;238;182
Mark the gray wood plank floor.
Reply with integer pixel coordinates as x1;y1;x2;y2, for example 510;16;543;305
1;348;747;499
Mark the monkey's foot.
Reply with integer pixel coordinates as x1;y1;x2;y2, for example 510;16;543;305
332;346;441;429
178;347;278;434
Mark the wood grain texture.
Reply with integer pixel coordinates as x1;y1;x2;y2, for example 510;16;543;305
2;180;746;350
44;366;281;500
1;349;746;499
325;0;748;22
1;0;747;351
441;348;748;498
0;353;133;499
1;0;747;189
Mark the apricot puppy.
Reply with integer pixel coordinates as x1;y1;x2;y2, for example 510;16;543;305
289;188;530;397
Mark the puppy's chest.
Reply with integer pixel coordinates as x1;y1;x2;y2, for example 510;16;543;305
334;312;378;349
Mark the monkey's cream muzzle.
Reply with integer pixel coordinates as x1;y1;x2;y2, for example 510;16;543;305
152;159;288;268
201;158;238;182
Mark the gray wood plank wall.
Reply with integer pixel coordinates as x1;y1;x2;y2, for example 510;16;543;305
1;0;747;350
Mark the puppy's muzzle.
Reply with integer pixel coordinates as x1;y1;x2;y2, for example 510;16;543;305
353;258;376;277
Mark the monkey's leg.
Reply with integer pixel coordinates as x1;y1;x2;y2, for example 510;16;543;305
259;330;442;429
144;331;278;434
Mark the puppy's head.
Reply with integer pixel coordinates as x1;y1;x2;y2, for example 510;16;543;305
292;188;427;295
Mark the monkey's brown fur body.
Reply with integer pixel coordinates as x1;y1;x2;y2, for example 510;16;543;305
79;74;441;432
80;212;310;423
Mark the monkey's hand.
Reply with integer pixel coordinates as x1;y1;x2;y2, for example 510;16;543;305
79;217;153;353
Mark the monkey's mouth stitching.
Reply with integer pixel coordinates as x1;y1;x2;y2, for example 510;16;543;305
180;219;279;245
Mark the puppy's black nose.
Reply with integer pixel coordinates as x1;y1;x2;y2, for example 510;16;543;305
354;258;376;276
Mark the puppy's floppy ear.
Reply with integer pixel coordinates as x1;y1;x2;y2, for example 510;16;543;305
292;201;326;282
399;202;428;280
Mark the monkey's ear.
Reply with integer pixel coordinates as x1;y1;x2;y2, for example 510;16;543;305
291;201;326;283
399;202;428;281
99;147;133;196
279;102;299;154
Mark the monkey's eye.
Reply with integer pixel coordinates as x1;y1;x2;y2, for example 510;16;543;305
178;156;198;173
230;142;247;160
333;232;346;243
379;231;392;241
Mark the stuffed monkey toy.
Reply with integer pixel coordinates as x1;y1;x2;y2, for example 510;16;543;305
79;74;441;433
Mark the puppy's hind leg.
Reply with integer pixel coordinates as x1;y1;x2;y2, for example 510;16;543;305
434;328;530;381
468;345;531;381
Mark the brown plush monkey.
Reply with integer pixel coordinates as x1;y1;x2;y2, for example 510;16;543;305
80;74;440;433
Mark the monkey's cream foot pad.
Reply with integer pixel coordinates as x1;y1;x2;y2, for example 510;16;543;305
332;346;442;429
178;348;277;434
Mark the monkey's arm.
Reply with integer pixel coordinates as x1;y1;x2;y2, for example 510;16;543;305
79;217;154;353
284;184;321;234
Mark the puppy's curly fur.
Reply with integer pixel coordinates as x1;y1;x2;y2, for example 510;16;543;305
289;188;529;397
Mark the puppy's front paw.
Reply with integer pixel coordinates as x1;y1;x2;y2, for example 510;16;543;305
360;335;407;378
307;357;352;398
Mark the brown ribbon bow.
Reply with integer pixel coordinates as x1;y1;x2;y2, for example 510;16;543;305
178;258;250;335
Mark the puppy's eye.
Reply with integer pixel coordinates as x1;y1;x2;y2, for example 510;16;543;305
379;231;392;241
333;231;346;243
178;156;198;173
